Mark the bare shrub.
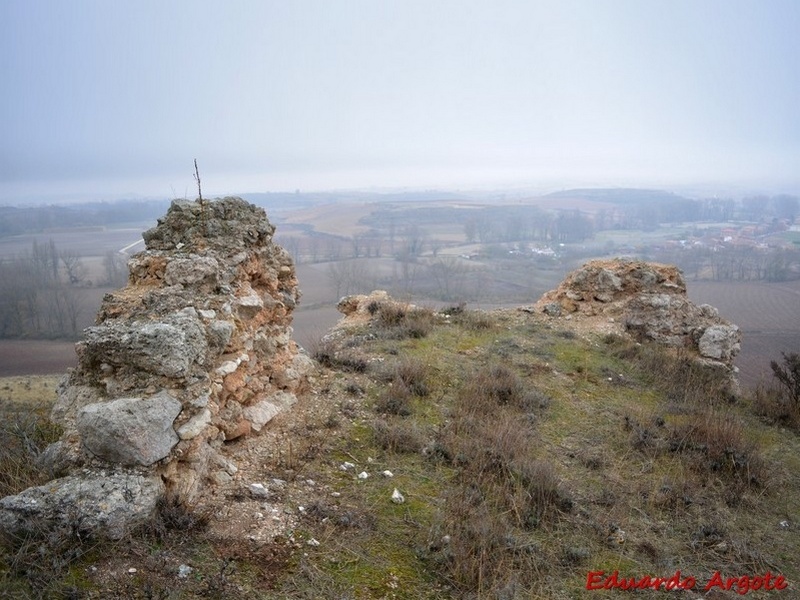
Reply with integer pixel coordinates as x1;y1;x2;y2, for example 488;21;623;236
460;412;532;475
310;339;367;372
0;406;62;497
1;523;104;598
770;352;800;406
374;380;413;416
374;304;436;339
661;354;735;406
435;492;516;592
372;418;427;454
649;476;697;512
451;309;495;331
668;410;767;488
398;309;436;339
143;495;210;542
376;302;406;326
752;383;800;428
513;457;573;528
343;381;364;396
458;364;526;414
440;302;466;316
624;412;667;456
392;357;430;397
309;337;336;367
604;335;735;405
430;411;569;594
0;486;210;597
429;380;567;591
751;351;800;431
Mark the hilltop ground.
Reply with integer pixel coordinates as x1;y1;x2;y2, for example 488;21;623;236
1;299;798;599
1;193;799;597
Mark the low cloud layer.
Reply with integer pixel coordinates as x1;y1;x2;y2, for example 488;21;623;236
2;1;798;202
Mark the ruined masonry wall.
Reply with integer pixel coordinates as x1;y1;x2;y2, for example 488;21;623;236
48;197;311;502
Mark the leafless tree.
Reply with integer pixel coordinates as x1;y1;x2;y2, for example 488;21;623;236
29;240;58;284
326;239;344;260
282;237;302;264
397;257;422;296
773;195;799;222
428;257;469;300
0;259;28;336
308;237;320;263
464;218;477;243
43;285;83;336
351;233;365;258
327;260;376;299
400;225;426;258
194;158;208;236
103;250;128;287
60;249;86;284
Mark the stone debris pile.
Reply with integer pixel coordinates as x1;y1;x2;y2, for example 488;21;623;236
535;259;741;371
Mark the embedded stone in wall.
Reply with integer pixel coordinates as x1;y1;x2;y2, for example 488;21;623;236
77;391;182;466
0;471;164;541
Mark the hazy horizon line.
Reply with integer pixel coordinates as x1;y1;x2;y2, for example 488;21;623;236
1;168;798;207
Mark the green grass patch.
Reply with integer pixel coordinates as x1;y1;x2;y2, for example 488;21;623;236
5;307;799;598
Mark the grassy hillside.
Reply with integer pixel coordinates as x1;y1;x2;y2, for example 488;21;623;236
1;308;798;598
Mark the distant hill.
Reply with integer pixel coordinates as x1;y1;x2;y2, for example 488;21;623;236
543;187;691;206
0;199;170;236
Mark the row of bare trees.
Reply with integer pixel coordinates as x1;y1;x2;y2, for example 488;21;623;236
278;224;430;265
460;196;800;245
0;241;127;338
656;245;800;282
326;255;493;303
463;208;594;244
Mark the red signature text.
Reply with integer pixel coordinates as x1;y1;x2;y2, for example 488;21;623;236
586;570;788;594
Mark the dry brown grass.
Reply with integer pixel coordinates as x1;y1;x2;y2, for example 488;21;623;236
603;334;736;405
668;410;768;489
751;352;800;431
0;491;218;600
0;405;62;497
752;383;800;428
373;303;436;339
310;338;369;372
390;357;431;397
2;310;795;598
449;308;496;331
372;417;428;454
373;357;431;417
422;361;572;595
374;380;414;416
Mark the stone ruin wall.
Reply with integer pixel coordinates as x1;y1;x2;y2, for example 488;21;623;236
60;196;313;497
0;197;311;540
534;258;742;374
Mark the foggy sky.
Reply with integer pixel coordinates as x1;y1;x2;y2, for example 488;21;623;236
1;0;799;203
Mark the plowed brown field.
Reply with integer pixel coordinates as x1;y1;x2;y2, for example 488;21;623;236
688;279;800;389
1;277;797;393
